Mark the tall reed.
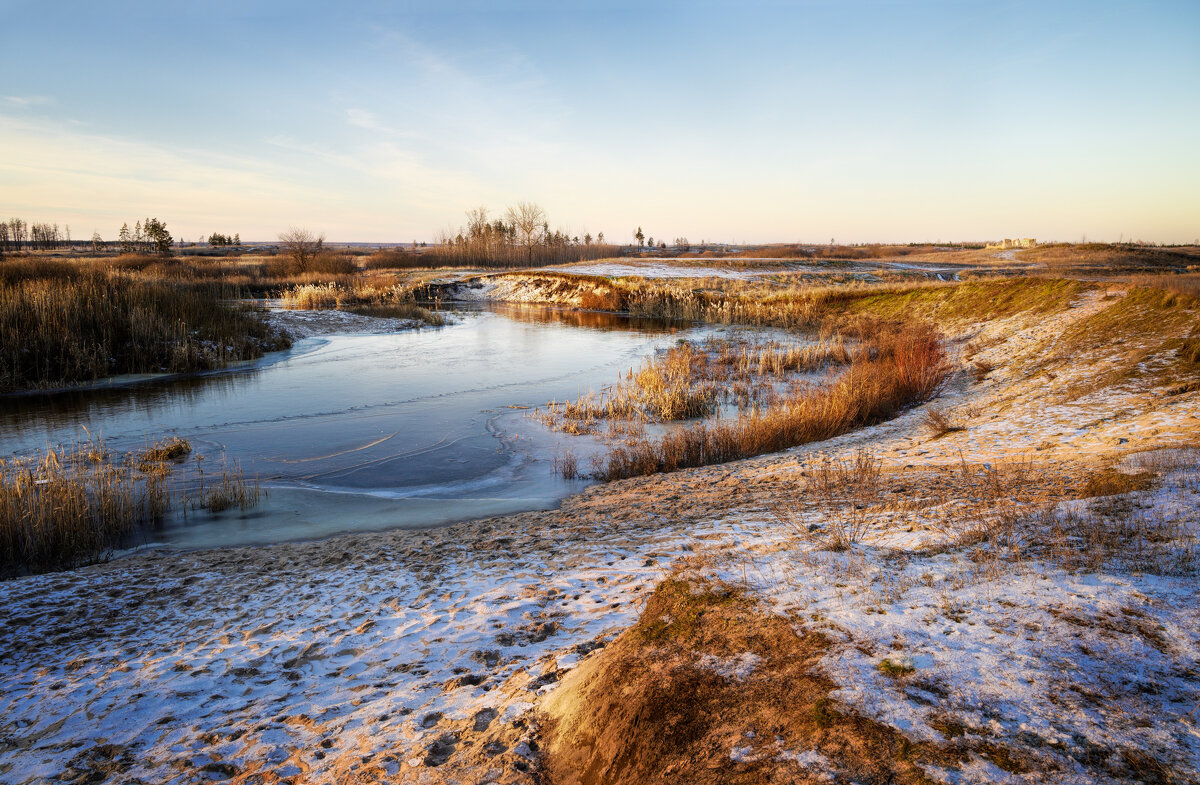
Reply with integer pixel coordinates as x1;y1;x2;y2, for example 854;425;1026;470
0;269;289;392
0;442;166;575
596;324;947;480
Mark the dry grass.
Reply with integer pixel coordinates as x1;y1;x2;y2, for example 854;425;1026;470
1;437;263;576
596;323;948;480
193;463;260;513
775;450;883;550
543;335;853;434
494;271;1090;331
278;276;448;326
0;264;290;392
1017;243;1198;274
1053;285;1200;397
264;250;357;277
1080;467;1156;498
137;437;192;467
0;441;168;576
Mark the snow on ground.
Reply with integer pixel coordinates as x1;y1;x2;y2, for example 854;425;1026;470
694;455;1200;782
266;307;445;339
0;509;736;784
2;283;1199;783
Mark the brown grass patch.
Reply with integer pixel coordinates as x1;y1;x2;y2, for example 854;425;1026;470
539;577;975;785
596;323;948;480
1080;468;1156;498
0;268;289;392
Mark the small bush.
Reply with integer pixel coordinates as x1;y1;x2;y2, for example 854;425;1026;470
924;406;965;438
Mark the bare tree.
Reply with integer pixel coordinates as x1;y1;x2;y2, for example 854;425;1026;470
504;202;546;262
278;227;325;270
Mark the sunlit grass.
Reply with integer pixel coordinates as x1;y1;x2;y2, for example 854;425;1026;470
594;323;948;480
1;437;262;577
0;264;289;393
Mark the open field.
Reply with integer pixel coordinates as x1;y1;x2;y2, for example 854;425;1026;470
1;246;1199;784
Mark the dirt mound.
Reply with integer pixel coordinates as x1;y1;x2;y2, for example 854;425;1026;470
538;577;955;785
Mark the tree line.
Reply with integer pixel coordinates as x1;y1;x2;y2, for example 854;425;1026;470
427;202;618;267
0;219;71;253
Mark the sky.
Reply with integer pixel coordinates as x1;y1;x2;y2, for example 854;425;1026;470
1;0;1198;244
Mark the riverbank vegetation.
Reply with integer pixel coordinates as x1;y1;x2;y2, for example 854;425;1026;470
541;335;853;431
594;322;947;479
1;438;260;577
0;258;290;393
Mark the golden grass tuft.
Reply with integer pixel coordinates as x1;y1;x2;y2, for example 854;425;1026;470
0;442;168;576
597;324;948;480
0;269;290;393
923;407;966;439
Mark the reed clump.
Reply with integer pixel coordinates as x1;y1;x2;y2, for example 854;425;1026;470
0;442;168;576
0;269;290;393
1;437;264;576
596;323;948;480
193;463;260;513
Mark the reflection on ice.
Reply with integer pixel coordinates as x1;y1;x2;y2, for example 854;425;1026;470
0;304;700;549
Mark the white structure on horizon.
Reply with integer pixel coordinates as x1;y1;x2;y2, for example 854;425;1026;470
987;238;1037;249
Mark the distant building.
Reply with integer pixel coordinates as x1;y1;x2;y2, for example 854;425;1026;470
986;238;1037;249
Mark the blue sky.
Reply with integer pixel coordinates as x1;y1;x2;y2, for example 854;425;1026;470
2;0;1197;243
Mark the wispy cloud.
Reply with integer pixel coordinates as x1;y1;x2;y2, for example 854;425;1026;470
2;95;54;108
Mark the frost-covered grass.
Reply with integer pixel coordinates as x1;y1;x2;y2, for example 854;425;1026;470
710;449;1200;783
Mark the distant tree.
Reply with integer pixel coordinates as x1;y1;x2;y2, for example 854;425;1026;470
142;218;173;256
647;236;654;248
118;222;133;254
91;231;104;253
597;232;604;245
634;226;644;250
504;202;546;262
233;233;240;247
584;232;593;246
279;227;325;269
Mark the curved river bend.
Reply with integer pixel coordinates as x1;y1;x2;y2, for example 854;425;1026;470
0;305;705;549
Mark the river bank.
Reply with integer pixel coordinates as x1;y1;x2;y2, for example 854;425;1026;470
2;273;1198;784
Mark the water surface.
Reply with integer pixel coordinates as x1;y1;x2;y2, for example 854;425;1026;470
1;305;701;549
